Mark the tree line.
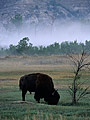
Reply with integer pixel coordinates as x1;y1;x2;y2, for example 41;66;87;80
0;37;90;56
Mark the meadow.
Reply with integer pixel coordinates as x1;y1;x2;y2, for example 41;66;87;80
0;55;90;120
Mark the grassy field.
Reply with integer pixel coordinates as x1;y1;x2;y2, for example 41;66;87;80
0;55;90;120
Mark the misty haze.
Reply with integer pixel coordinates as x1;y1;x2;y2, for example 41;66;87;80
0;21;90;47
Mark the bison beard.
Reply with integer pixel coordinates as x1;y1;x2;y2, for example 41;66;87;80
19;73;60;105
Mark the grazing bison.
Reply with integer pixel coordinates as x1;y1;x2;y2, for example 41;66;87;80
19;73;60;105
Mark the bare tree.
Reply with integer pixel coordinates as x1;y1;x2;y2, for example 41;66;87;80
68;50;90;104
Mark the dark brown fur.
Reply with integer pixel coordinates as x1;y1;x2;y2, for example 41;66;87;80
19;73;60;105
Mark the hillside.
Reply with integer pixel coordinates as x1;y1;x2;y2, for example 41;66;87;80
0;0;90;27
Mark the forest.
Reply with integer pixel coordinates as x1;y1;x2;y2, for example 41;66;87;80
0;37;90;56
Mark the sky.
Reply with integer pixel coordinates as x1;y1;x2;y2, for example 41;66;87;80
0;21;90;47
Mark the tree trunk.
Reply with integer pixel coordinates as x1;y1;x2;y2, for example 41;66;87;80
72;86;76;104
72;70;79;104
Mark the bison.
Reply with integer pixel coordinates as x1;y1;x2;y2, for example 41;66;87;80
19;73;60;105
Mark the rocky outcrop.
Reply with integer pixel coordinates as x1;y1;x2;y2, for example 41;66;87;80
0;0;90;26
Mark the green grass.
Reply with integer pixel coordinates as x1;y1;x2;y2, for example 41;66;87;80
0;84;90;120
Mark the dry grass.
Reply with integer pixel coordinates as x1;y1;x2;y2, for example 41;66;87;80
0;55;90;89
0;55;71;72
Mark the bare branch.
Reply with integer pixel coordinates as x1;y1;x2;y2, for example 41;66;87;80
77;87;90;101
80;51;89;65
68;54;78;68
76;81;86;88
79;62;90;69
68;86;73;96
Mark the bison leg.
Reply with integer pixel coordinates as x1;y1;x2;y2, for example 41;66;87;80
34;92;40;103
44;97;48;102
22;90;27;101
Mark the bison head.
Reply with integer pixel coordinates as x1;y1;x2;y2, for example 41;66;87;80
44;89;60;105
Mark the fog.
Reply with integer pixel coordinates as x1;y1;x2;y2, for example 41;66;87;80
0;21;90;47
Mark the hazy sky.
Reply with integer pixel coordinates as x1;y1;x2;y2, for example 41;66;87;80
0;21;90;47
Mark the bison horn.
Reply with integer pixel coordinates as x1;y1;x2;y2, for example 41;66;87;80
52;90;56;96
52;89;58;95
